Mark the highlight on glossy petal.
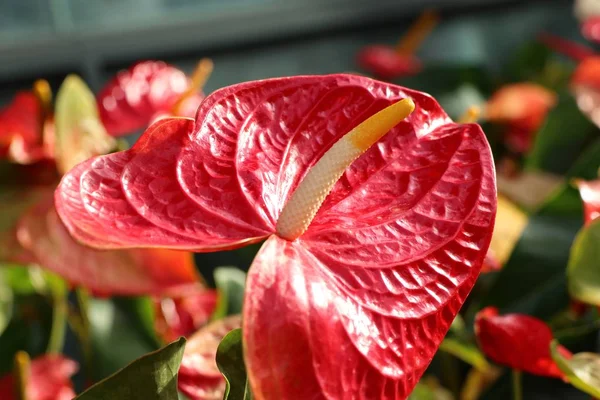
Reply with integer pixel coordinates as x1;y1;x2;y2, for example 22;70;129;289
178;315;241;400
0;354;78;400
551;340;600;398
276;98;415;240
474;307;568;378
54;75;116;174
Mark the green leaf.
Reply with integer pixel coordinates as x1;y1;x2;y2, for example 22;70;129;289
88;298;158;380
550;340;600;398
538;138;600;217
0;271;13;336
438;338;490;372
213;267;246;320
216;329;252;400
479;214;580;318
567;219;600;306
408;380;453;400
76;337;186;400
525;94;599;175
54;75;116;175
503;41;552;83
113;297;159;348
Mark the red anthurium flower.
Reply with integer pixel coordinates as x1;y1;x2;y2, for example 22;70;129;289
485;83;557;153
537;33;600;128
475;307;571;378
178;315;241;400
0;91;49;164
574;178;600;225
98;59;212;137
15;190;199;296
154;286;218;343
481;250;502;273
55;74;496;399
581;17;600;43
356;47;422;80
0;355;78;400
357;11;438;79
575;0;600;43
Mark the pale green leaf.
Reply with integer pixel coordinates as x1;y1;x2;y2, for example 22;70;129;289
550;340;600;398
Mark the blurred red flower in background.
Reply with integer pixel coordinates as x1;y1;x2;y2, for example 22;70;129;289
0;355;78;400
475;307;571;378
485;83;557;153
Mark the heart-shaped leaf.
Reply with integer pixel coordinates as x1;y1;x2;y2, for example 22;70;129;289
54;75;116;174
550;340;600;398
212;267;246;320
76;337;185;400
567;219;600;306
216;329;252;400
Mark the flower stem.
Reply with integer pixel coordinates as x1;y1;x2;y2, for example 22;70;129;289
13;351;30;400
512;369;523;400
46;276;68;354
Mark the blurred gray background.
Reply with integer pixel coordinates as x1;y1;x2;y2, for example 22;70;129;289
0;0;579;103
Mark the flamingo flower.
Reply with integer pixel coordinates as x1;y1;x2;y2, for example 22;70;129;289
178;315;242;400
55;74;496;399
475;307;571;378
574;177;600;225
0;355;78;400
154;286;219;342
98;59;213;137
357;11;438;80
0;82;53;164
575;0;600;43
538;33;600;128
485;83;557;153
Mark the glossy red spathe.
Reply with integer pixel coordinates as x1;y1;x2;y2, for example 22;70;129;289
475;307;571;378
56;74;496;399
16;191;199;296
0;92;49;164
178;315;241;400
154;287;218;343
0;355;78;400
97;61;204;137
